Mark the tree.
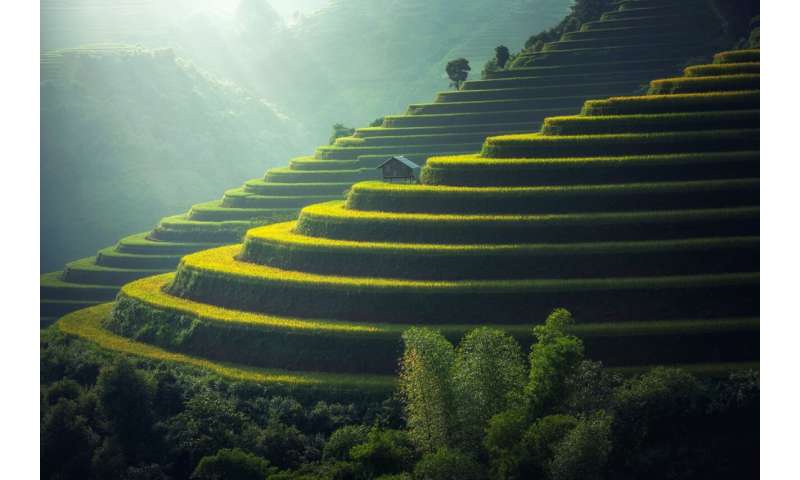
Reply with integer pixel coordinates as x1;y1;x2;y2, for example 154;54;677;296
412;448;485;480
329;123;355;145
96;358;156;459
350;428;417;478
41;399;95;479
399;328;456;452
323;425;370;461
549;412;613;480
445;58;471;89
526;309;585;417
494;46;510;69
451;327;526;451
192;448;274;480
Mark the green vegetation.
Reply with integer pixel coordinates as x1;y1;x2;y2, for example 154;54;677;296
446;58;472;89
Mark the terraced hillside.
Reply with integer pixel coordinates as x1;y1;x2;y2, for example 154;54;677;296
41;0;731;325
59;49;760;395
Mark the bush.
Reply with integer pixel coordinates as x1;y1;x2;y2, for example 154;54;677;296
329;123;355;145
191;448;274;480
548;412;612;480
349;429;417;477
412;448;485;480
324;425;371;461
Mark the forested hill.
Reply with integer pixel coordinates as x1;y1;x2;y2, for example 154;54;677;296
41;45;307;272
41;0;571;142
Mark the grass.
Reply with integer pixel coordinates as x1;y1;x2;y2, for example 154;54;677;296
648;74;759;95
221;190;340;209
480;129;759;158
265;167;371;183
40;271;120;301
421;151;759;186
114;232;222;256
166;243;758;324
381;108;575;128
104;274;758;373
151;214;255;243
354;122;535;137
62;257;166;286
581;90;759;115
187;200;298;222
95;246;181;269
288;159;359;171
541;110;758;136
241;221;757;280
713;49;759;64
295;201;758;244
435;80;642;103
684;62;759;77
462;68;669;91
57;303;396;396
513;41;707;68
243;179;353;196
333;132;499;148
344;178;758;214
404;94;608;116
497;57;689;78
314;143;480;160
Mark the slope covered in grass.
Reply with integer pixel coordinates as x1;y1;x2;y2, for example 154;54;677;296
59;46;760;392
42;0;738;325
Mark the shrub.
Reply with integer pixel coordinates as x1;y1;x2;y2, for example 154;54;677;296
191;448;274;480
548;412;613;480
495;45;510;69
324;425;371;461
524;414;579;474
349;429;417;477
412;448;485;480
329;123;355;145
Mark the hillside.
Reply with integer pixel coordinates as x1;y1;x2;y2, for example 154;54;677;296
41;45;307;272
41;0;572;140
40;0;736;322
59;47;760;394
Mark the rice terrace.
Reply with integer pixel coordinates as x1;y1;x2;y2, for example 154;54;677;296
34;1;765;479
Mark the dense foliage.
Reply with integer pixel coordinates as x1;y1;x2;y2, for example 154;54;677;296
42;306;758;479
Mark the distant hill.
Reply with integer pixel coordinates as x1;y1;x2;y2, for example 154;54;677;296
40;45;307;271
41;0;571;142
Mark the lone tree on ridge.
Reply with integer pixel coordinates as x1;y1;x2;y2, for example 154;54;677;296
446;58;471;90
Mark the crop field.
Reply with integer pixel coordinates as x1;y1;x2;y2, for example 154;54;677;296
44;0;757;391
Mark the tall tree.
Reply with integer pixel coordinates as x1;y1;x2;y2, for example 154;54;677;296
451;327;527;451
399;328;456;452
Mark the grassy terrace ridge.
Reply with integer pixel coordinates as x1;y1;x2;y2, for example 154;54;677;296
94;246;181;269
41;271;119;301
293;201;758;244
434;80;644;102
57;304;396;398
647;74;760;95
714;49;760;64
580;90;759;115
105;274;758;373
421;151;760;187
113;232;221;256
174;244;757;293
62;257;167;286
242;179;353;196
240;222;756;280
353;122;538;137
540;110;758;135
380;108;577;128
167;245;757;324
461;68;671;90
344;178;758;214
479;129;759;158
684;62;760;77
